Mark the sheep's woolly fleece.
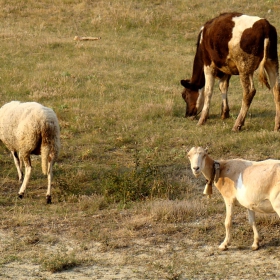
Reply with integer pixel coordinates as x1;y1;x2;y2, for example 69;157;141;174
0;101;60;173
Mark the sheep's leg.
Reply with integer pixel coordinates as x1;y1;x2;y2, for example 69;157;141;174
233;73;255;131
11;151;23;182
46;161;53;204
219;75;231;119
18;156;31;199
248;209;260;250
219;200;233;250
198;66;215;125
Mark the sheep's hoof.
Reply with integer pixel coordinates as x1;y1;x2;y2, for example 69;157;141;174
46;196;52;204
18;193;24;199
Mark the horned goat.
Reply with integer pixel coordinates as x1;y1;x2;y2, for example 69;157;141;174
187;146;280;250
0;101;60;204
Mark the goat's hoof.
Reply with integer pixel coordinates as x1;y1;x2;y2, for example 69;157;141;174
252;245;259;251
46;196;52;204
218;244;228;251
18;193;24;199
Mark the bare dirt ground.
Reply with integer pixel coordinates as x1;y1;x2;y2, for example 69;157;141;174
1;199;280;280
1;242;280;280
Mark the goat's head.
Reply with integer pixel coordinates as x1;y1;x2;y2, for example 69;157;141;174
187;147;207;177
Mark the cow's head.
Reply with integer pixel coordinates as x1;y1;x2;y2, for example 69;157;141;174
181;79;204;117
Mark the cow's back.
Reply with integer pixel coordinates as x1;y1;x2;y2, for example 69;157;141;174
200;13;277;75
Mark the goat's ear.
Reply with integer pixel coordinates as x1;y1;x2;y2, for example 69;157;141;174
204;147;208;154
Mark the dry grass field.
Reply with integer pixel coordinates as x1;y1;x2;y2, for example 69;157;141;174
0;0;280;279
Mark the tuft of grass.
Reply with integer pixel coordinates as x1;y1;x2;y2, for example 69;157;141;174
41;251;84;273
150;199;206;222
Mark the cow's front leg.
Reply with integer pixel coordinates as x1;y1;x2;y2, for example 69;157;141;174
219;75;231;119
198;66;215;125
219;200;233;250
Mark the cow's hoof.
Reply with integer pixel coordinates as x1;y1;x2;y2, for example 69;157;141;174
46;196;52;204
232;126;241;132
221;112;230;119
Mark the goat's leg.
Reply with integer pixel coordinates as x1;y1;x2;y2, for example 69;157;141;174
198;66;215;125
46;161;53;204
233;74;255;131
248;209;260;250
271;190;280;222
219;200;233;250
219;75;231;119
18;156;31;199
11;151;23;182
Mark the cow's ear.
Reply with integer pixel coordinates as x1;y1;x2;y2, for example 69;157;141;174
181;80;198;91
181;79;191;88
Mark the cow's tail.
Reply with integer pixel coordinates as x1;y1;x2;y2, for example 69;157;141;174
41;120;60;175
259;38;270;90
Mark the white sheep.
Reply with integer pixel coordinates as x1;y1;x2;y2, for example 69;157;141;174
0;101;60;204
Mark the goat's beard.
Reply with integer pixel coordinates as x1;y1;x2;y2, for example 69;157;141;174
193;172;200;178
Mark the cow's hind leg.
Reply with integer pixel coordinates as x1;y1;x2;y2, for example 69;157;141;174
219;74;231;119
248;209;260;250
233;74;256;131
265;61;280;131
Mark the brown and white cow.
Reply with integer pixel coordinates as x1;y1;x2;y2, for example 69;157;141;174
181;13;280;131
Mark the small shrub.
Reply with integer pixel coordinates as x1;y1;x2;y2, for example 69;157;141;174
41;251;83;273
150;199;206;222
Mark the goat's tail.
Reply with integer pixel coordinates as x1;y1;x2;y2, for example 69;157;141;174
259;38;271;90
41;120;61;175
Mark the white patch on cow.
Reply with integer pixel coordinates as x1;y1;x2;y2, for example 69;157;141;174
230;15;262;46
196;88;204;112
199;26;204;44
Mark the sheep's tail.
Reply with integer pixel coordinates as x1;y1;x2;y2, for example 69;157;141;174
259;38;271;90
41;120;61;175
